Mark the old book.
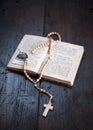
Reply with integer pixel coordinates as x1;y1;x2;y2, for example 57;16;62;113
7;34;84;86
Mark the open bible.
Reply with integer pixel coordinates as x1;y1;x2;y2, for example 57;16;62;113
7;35;84;86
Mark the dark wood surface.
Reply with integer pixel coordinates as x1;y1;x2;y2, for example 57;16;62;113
0;0;93;130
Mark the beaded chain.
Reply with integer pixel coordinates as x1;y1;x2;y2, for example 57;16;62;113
23;32;61;117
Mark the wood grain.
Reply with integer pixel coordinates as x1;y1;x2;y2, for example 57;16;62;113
0;0;93;130
0;0;45;130
38;1;93;130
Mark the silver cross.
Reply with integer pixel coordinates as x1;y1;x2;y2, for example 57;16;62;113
43;103;53;117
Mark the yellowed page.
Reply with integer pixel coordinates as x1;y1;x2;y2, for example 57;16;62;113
43;41;84;86
7;35;48;73
7;35;84;86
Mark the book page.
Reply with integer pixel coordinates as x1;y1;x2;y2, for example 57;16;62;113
43;41;84;86
7;34;84;86
7;35;49;73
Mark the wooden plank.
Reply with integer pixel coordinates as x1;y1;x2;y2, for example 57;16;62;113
0;0;45;130
38;1;93;130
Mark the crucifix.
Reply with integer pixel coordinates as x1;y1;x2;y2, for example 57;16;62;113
43;103;53;117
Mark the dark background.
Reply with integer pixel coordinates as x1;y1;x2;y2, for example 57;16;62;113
0;0;93;130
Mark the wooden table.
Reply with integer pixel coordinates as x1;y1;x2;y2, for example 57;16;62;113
0;0;93;130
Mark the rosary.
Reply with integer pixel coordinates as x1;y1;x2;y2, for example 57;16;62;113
23;32;61;117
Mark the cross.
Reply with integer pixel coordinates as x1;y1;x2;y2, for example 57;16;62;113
43;103;53;117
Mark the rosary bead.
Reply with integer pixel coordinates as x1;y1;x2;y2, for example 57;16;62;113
23;32;61;117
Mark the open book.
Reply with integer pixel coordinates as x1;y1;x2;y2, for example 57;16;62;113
7;35;84;86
